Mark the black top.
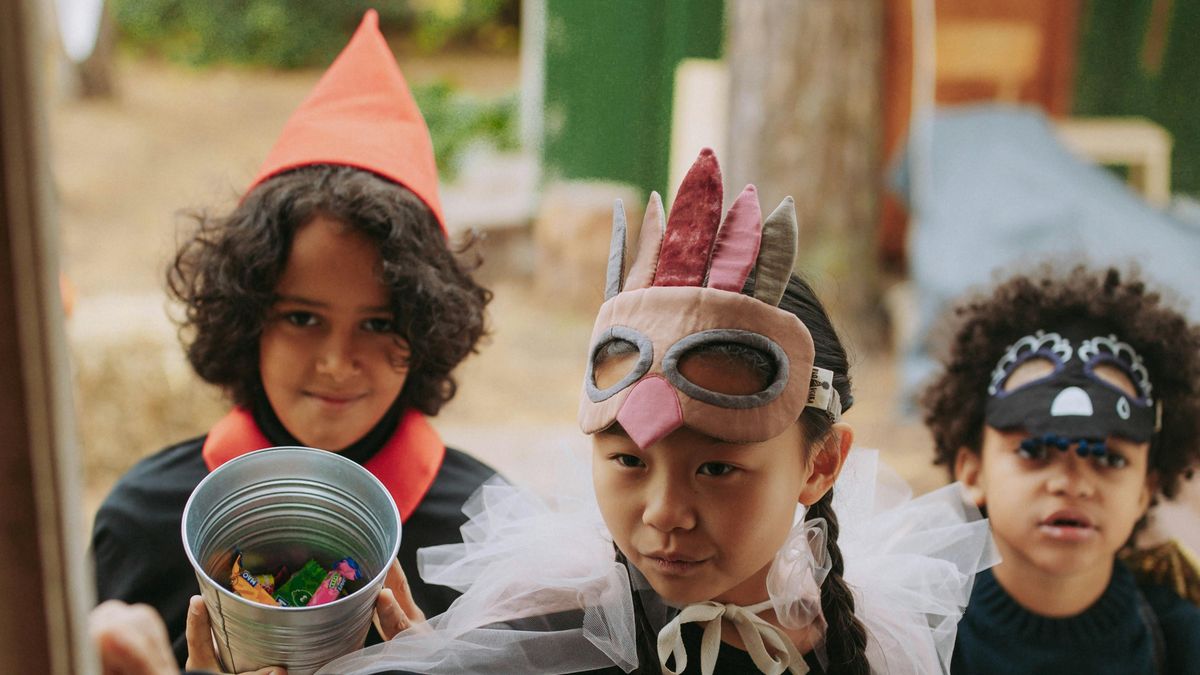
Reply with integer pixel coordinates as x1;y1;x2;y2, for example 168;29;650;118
91;435;497;667
952;563;1200;675
568;622;821;675
651;622;822;675
369;618;823;675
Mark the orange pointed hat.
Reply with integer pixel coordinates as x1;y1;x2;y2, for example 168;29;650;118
247;9;444;232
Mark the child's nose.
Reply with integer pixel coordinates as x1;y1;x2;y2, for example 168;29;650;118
316;333;360;380
1046;455;1096;499
641;477;697;533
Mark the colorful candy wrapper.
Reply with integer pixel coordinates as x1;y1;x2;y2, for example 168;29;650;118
307;558;362;607
254;573;276;595
273;564;291;589
230;553;281;606
273;559;327;607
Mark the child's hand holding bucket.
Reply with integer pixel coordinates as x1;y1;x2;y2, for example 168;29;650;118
186;596;286;675
373;559;427;640
186;560;424;672
182;447;403;674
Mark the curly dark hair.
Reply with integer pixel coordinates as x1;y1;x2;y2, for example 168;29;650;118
167;164;492;416
921;265;1200;498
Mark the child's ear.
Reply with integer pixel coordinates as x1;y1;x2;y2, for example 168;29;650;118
955;447;986;507
798;422;853;506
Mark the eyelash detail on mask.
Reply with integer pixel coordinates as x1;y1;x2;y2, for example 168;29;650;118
1016;435;1129;468
1017;448;1129;471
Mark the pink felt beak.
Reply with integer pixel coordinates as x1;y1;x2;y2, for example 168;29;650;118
616;375;684;449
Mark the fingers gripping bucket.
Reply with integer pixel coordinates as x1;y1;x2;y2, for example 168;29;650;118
182;446;401;675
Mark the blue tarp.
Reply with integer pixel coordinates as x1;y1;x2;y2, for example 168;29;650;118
895;105;1200;405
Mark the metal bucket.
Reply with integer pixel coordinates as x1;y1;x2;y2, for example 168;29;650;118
182;446;401;675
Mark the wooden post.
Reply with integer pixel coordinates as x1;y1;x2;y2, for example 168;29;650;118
727;0;886;346
0;0;92;672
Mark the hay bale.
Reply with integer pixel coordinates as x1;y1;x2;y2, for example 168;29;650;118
68;293;226;498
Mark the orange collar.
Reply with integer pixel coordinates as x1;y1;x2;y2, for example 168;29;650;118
201;407;446;522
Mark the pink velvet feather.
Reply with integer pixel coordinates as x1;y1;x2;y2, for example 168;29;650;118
706;184;763;292
625;192;665;291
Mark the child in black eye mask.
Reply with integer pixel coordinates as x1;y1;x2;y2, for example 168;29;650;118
922;266;1200;675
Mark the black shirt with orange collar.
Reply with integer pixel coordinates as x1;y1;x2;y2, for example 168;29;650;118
90;405;497;667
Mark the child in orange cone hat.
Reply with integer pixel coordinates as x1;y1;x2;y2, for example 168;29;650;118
91;10;496;669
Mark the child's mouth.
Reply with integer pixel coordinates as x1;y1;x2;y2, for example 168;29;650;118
1038;510;1097;542
307;391;365;408
646;553;707;575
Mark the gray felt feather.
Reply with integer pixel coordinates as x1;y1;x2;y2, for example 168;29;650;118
604;199;628;300
752;197;798;306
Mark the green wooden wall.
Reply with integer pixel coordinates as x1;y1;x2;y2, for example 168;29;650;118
542;0;724;198
1075;0;1200;197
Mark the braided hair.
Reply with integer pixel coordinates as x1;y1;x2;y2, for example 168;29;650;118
782;275;870;675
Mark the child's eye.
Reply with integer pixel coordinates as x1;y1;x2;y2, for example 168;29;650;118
284;311;319;327
1096;453;1128;469
362;317;395;333
611;454;645;469
697;462;737;477
1016;440;1049;462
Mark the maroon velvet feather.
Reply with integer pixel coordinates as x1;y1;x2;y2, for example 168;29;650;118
653;148;723;287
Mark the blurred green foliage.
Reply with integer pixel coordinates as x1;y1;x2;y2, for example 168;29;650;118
110;0;517;68
412;82;518;180
407;0;517;53
108;0;520;176
1075;0;1200;197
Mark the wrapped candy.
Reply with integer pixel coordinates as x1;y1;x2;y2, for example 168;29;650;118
272;564;291;590
226;548;363;608
273;559;328;607
307;558;362;607
254;574;276;595
230;554;282;607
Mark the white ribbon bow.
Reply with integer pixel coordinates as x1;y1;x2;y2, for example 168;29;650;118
655;599;809;675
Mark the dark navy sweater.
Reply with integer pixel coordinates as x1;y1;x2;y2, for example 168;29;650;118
952;563;1200;675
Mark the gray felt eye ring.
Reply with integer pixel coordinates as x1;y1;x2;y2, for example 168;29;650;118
661;329;790;409
585;326;654;402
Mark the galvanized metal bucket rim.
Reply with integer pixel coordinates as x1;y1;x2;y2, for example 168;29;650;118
181;444;402;613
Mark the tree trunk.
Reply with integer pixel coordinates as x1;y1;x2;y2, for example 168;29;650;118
73;2;117;99
727;0;884;348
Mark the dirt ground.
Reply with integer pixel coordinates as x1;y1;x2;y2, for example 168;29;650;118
50;54;947;526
